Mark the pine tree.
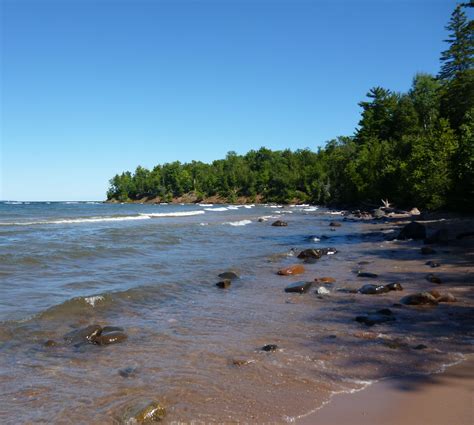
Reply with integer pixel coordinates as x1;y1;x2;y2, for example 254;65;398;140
439;4;473;81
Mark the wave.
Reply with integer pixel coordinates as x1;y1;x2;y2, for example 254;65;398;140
223;220;252;226
204;207;228;212
199;203;213;207
303;207;318;212
0;215;151;226
143;210;205;217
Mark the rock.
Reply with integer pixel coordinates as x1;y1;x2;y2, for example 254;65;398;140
410;207;421;215
358;261;371;265
438;292;457;303
315;277;336;284
429;289;441;299
272;220;288;227
421;246;437;255
316;286;330;295
44;340;58;347
336;287;357;294
130;401;166;423
377;308;393;316
397;222;426;240
218;271;239;280
101;326;124;333
277;264;305;276
358;284;390;295
373;208;386;218
357;271;378;278
321;247;338;255
384;339;407;349
425;228;449;244
231;359;252;366
413;344;428;350
329;221;341;227
284;281;312;294
297;249;322;260
64;324;102;345
92;331;128;346
426;273;442;284
385;282;404;291
355;314;395;326
258;218;265;222
261;344;278;352
401;292;439;305
426;260;441;268
216;279;231;289
119;367;139;378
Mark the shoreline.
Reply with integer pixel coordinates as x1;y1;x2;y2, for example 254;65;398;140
297;354;473;425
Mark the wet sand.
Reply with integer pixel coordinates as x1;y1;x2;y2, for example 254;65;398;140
298;355;474;425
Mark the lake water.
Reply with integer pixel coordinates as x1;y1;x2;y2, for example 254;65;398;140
0;202;469;423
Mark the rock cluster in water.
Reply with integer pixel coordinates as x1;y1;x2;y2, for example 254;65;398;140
63;324;127;347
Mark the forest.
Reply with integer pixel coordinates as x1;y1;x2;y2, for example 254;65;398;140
107;4;473;211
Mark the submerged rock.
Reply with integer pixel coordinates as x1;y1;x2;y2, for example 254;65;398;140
385;282;404;291
64;324;102;345
119;366;139;378
64;324;128;347
101;326;124;333
277;264;305;276
218;271;239;280
401;292;439;305
413;344;428;350
284;281;312;294
438;292;457;303
355;313;396;326
297;249;322;260
271;220;288;227
329;221;341;227
44;339;59;347
357;271;379;278
261;344;278;352
397;222;426;240
92;331;128;346
126;401;166;423
426;273;442;284
315;276;336;284
425;260;441;268
216;279;231;289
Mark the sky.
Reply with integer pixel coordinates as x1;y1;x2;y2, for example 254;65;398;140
0;0;461;201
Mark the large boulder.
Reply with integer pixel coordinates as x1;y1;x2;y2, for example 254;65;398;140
272;220;288;227
397;222;426;240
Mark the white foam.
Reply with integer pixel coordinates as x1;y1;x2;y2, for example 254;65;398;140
227;206;239;210
204;207;228;212
303;207;318;211
199;203;213;206
224;220;252;226
328;210;344;215
84;295;104;307
144;210;205;217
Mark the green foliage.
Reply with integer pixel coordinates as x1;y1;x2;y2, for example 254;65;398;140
106;4;473;211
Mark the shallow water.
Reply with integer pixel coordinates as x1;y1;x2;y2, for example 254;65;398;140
0;202;472;424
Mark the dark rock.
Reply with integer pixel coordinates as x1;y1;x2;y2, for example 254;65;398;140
261;344;278;352
426;260;441;268
218;271;239;280
385;282;404;291
413;344;428;350
271;220;288;227
358;261;371;265
401;292;439;305
421;246;437;255
216;279;231;289
355;314;395;326
357;271;379;278
321;247;338;255
426;273;442;284
277;264;305;276
258;218;265;222
297;249;322;260
92;331;128;346
392;303;403;308
119;367;139;378
329;221;341;227
358;284;390;295
397;222;426;240
101;326;124;333
64;324;102;345
284;281;312;294
44;339;58;347
336;287;358;294
377;308;393;316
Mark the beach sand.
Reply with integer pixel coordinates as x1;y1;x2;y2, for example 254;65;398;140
298;355;473;425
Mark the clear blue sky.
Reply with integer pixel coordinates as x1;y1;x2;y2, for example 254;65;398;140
1;0;460;201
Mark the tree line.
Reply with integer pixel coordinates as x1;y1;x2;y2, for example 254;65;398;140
107;3;473;211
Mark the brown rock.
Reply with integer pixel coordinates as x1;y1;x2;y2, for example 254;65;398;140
216;279;231;289
277;264;305;276
315;277;336;284
401;292;439;305
438;292;457;303
93;331;128;345
426;273;442;284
